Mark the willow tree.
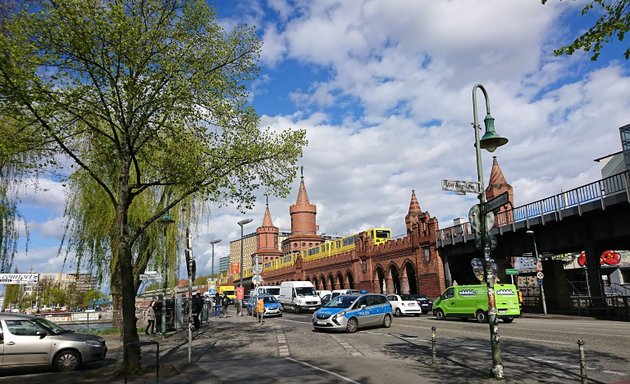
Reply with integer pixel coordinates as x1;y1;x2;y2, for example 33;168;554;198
0;0;306;372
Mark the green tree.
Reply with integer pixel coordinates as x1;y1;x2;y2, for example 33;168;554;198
83;289;105;308
0;0;306;372
3;284;21;308
543;0;630;60
49;287;68;307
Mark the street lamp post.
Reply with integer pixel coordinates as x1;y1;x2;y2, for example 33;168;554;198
472;83;508;379
210;239;222;280
237;218;253;316
526;230;548;315
159;213;175;338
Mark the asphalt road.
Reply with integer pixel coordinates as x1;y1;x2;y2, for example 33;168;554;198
0;310;628;383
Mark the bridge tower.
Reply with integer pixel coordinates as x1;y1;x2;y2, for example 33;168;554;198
255;198;282;265
281;167;324;257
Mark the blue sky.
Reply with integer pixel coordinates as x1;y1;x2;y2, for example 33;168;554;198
11;0;630;284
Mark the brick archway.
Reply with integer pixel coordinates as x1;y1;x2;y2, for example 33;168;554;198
373;266;386;294
345;270;354;289
402;260;418;294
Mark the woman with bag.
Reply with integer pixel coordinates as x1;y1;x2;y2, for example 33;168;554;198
145;300;156;334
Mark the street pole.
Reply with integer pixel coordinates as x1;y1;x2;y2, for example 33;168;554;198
159;213;175;338
237;218;253;316
527;230;548;315
472;84;508;379
210;239;222;280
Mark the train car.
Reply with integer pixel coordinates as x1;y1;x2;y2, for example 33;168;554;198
303;228;391;262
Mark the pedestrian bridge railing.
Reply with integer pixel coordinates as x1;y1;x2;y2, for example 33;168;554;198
437;170;630;246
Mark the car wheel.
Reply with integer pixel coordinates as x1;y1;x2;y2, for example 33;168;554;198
346;317;359;333
435;309;445;320
476;310;488;323
382;314;392;328
502;316;514;323
395;308;402;317
54;350;81;372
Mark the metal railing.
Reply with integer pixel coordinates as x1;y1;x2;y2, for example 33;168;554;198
437;170;630;244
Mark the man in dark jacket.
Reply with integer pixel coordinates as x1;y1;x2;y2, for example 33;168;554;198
221;293;230;318
192;293;203;329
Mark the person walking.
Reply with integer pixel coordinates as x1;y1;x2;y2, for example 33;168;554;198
144;301;156;334
192;293;203;330
221;293;230;318
256;296;265;324
214;293;222;318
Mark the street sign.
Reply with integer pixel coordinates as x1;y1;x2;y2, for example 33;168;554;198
505;268;519;275
536;271;544;279
139;272;162;281
442;179;481;195
485;191;509;213
252;275;262;285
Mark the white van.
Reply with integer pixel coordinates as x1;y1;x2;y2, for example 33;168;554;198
279;281;321;313
252;285;281;300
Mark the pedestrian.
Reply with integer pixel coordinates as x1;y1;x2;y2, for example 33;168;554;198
192;293;203;330
144;300;156;334
221;293;230;318
214;293;222;318
154;297;163;333
256;296;265;324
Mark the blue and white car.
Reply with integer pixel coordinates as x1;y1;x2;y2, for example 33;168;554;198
249;295;282;318
312;294;392;333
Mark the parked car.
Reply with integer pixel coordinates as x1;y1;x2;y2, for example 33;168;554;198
386;294;422;316
250;295;282;318
409;294;433;314
320;293;332;306
312;293;392;333
0;312;107;371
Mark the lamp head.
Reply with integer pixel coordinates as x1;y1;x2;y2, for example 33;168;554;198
210;239;222;245
480;113;508;153
238;218;253;226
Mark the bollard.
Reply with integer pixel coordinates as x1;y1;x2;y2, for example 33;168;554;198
431;326;437;367
577;339;587;384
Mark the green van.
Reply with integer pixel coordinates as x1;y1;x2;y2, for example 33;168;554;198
432;284;521;323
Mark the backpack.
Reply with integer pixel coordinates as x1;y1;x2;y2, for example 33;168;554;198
222;296;230;306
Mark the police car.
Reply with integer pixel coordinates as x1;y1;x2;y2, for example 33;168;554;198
312;293;392;333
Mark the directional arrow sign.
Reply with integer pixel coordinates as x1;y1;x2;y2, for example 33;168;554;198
485;191;509;213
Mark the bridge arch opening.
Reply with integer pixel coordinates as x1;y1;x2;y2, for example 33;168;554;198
403;261;418;294
345;271;354;289
336;273;344;289
388;264;401;294
373;266;386;294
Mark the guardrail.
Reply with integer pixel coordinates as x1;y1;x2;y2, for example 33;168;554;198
437;170;630;245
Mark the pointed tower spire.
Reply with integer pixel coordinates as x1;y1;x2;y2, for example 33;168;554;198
282;166;323;255
485;156;514;225
256;195;281;263
405;190;424;233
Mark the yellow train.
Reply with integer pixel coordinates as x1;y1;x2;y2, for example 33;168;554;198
302;228;392;262
263;228;392;271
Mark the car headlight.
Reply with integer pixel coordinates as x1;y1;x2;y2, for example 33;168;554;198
85;339;102;348
333;311;346;319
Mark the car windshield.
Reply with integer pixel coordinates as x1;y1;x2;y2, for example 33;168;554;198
325;295;358;308
33;317;71;335
295;287;316;296
263;296;278;303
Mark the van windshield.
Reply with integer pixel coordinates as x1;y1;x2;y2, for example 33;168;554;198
264;288;280;296
295;287;316;296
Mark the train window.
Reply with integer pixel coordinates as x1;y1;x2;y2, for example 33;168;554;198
375;230;390;238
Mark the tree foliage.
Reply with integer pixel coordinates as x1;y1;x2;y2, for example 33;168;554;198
543;0;630;60
0;0;306;372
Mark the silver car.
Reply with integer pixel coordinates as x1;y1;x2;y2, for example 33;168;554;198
0;313;107;371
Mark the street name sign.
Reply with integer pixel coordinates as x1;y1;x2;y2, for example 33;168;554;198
505;268;519;275
485;191;509;213
0;273;38;285
442;179;481;195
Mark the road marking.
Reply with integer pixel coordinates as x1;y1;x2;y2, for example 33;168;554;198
286;357;362;384
277;331;290;357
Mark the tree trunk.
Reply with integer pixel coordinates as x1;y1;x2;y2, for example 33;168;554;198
116;161;141;372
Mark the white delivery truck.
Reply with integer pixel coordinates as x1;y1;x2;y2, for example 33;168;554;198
279;281;321;313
